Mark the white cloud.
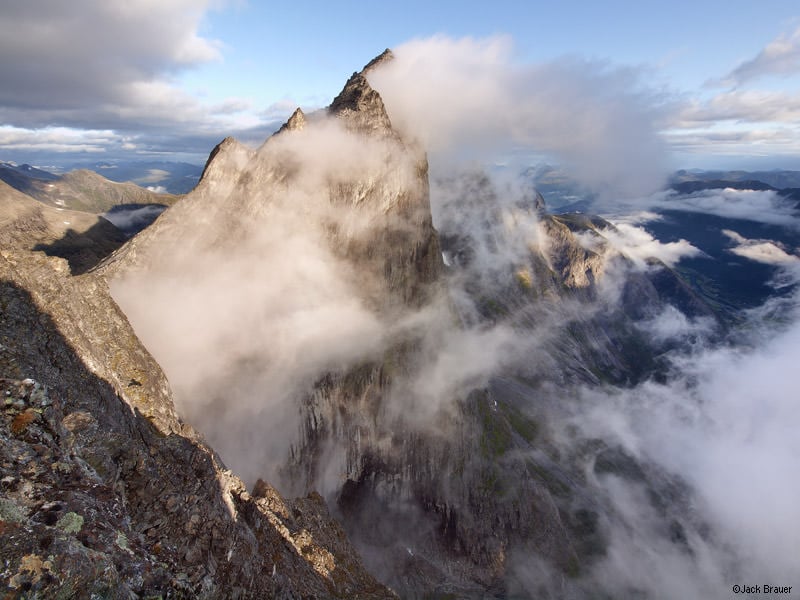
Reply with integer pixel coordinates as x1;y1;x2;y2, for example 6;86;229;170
678;89;800;126
368;35;670;198
721;25;800;86
0;0;223;112
578;221;700;269
605;188;800;227
573;314;800;587
663;25;800;160
664;125;800;156
0;125;124;153
723;229;800;269
0;1;280;160
637;304;714;343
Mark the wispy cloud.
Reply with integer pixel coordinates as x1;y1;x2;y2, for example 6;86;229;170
662;25;800;161
723;229;800;268
677;89;800;126
602;188;800;227
718;25;800;87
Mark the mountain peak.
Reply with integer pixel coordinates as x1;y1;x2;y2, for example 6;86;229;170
362;48;394;73
198;136;253;185
277;107;307;134
328;50;395;136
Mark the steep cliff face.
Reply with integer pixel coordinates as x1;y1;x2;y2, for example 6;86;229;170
102;54;445;495
89;51;720;598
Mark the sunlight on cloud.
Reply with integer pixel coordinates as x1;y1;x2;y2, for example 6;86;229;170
0;125;123;153
368;35;670;198
604;187;800;227
597;222;700;269
723;229;800;268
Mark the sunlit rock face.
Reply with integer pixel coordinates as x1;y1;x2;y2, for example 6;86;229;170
105;51;446;487
101;51;723;598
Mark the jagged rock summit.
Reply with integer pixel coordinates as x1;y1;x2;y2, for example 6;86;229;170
0;54;408;599
328;49;396;137
0;49;723;599
277;107;307;134
103;51;442;307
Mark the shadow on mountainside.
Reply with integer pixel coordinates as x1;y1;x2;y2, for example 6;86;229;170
0;279;394;598
32;217;127;275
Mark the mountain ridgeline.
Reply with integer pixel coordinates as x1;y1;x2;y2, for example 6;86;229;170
2;51;778;598
102;52;726;598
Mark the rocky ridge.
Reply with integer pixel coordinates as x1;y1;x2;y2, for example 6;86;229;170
0;180;127;274
0;72;396;600
1;50;723;598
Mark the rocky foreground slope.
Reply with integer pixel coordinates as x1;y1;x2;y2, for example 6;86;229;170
0;261;395;599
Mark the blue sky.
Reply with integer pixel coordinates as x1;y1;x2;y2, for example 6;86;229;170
187;0;797;100
1;0;799;173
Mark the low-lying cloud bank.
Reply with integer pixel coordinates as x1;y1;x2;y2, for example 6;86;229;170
601;187;800;227
509;210;800;598
559;301;800;596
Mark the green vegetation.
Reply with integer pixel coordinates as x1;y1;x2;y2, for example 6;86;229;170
505;404;539;444
56;512;84;534
477;399;512;458
526;460;571;499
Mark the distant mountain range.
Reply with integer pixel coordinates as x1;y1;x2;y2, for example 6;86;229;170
671;168;800;190
0;159;202;195
71;160;203;194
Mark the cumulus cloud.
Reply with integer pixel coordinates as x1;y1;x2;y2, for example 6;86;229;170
588;222;700;269
0;1;281;161
723;229;800;272
0;0;221;111
367;35;671;198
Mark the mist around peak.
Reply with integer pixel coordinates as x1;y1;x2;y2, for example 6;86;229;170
108;45;800;598
367;35;671;200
